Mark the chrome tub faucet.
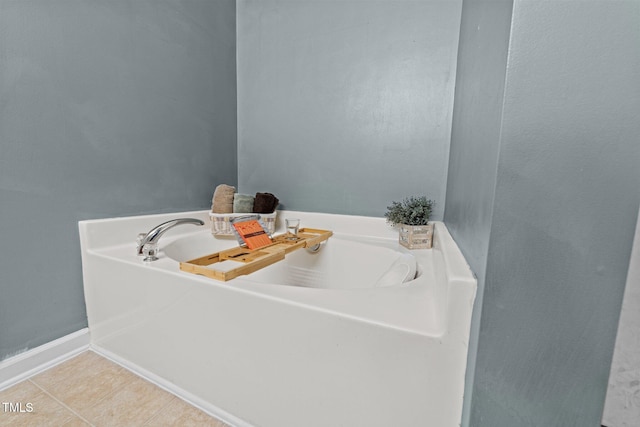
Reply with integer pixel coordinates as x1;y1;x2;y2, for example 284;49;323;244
136;218;204;261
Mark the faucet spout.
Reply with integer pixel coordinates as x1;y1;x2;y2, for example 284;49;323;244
137;218;204;259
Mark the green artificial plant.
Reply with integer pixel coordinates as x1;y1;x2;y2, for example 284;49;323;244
385;196;434;226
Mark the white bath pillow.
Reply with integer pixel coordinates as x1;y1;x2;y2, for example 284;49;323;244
374;254;417;288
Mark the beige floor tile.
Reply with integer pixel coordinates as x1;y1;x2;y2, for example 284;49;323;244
0;381;80;426
5;351;229;427
145;397;230;427
78;373;174;426
30;351;129;413
30;351;113;390
59;417;93;426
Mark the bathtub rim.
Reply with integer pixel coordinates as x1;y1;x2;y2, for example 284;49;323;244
79;210;475;338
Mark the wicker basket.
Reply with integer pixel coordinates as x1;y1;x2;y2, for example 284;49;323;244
209;212;277;236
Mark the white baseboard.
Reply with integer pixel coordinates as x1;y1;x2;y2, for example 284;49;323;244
0;328;90;391
91;344;252;427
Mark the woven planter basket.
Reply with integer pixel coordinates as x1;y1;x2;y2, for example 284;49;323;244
398;223;434;249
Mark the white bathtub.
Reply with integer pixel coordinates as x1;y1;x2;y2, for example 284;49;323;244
79;210;476;427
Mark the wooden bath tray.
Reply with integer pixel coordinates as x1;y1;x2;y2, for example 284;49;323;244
179;228;333;282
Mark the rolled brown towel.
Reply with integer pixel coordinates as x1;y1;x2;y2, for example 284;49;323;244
211;184;236;213
253;192;279;213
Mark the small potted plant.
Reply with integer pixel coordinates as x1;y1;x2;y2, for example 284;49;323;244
385;196;435;249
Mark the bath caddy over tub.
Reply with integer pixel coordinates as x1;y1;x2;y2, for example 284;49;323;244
179;228;333;281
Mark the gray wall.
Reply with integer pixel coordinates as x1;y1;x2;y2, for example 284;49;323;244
443;1;514;425
446;0;640;425
236;0;462;219
604;214;640;425
0;0;237;361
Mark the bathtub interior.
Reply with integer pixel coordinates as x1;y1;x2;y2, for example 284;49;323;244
164;232;417;289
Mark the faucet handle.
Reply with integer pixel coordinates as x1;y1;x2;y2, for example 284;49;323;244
142;242;159;262
136;233;148;255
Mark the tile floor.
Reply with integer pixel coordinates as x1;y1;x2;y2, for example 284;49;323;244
0;351;229;426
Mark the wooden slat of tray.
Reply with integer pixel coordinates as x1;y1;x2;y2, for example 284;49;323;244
180;250;284;281
179;228;332;282
271;228;333;248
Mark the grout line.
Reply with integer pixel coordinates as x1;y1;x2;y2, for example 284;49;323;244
140;395;178;426
25;350;227;427
64;360;133;418
28;353;129;423
28;379;96;427
81;358;177;427
90;348;235;426
32;352;181;427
